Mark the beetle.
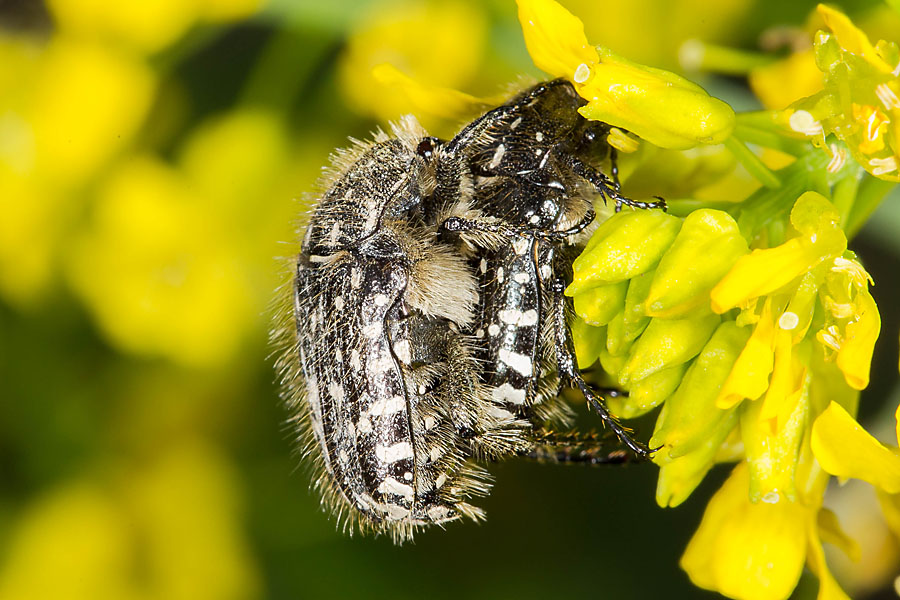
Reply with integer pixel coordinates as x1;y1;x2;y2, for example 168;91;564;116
273;82;661;542
435;78;664;457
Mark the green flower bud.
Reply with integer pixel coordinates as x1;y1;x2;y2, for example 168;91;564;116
622;269;654;340
618;312;720;386
568;210;682;296
614;363;688;419
576;48;735;150
655;408;740;508
650;321;751;458
571;280;627;326
645;210;749;318
605;310;632;357
571;317;605;369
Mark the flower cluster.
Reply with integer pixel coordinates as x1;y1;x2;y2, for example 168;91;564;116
515;1;896;598
783;5;900;181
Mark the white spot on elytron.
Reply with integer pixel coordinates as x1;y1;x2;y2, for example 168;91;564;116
423;415;437;430
492;382;527;405
327;381;345;404
368;395;406;416
417;384;427;395
529;215;541;224
573;63;591;83
540;264;552;279
378;477;414;500
535;148;543;156
427;505;453;522
338;449;349;465
334;348;342;362
475;328;485;339
373;293;389;307
487;405;515;420
334;296;345;310
497;266;504;283
514;272;530;284
403;471;413;481
308;254;332;263
510;116;522;129
479;258;487;274
327;221;341;245
362;322;382;338
778;312;799;331
488;143;506;169
383;504;411;519
513;238;530;254
429;445;443;462
375;441;414;463
393;339;411;364
435;473;448;489
487;323;500;336
535;131;544;142
499;349;533;377
350;349;361;370
499;308;538;327
357;416;373;434
351;267;361;289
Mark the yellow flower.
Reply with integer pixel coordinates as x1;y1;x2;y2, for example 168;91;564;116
338;0;489;132
783;4;900;181
516;0;734;149
812;401;900;494
681;462;850;600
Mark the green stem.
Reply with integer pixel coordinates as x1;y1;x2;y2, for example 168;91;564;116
845;176;897;239
830;170;861;230
724;136;782;189
680;40;773;74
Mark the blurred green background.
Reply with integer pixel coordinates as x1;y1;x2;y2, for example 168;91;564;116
1;0;899;598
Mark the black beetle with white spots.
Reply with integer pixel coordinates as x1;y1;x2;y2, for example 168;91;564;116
273;79;666;543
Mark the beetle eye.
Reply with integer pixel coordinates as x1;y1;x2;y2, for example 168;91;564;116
416;138;435;160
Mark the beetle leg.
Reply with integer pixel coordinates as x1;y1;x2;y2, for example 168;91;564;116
550;278;653;458
520;429;635;465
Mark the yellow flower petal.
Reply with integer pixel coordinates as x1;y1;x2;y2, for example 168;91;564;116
372;63;498;121
817;4;893;73
716;300;777;409
806;513;852;600
835;288;880;390
516;0;598;79
811;401;900;493
681;463;808;600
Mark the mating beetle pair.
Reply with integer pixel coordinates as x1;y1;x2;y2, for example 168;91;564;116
274;79;664;542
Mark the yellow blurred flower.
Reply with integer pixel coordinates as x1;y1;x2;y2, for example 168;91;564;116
516;0;734;149
46;0;263;53
65;156;257;368
338;0;489;131
0;441;261;600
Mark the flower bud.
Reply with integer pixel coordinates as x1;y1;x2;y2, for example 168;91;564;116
570;317;605;369
571;280;627;326
568;210;681;295
650;321;750;459
618;312;720;386
615;363;687;419
645;209;748;318
576;48;735;150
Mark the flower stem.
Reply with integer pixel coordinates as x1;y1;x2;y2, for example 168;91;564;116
724;136;782;189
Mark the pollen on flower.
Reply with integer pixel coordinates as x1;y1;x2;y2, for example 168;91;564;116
869;155;898;176
607;127;639;153
573;63;591;83
826;144;846;173
789;110;824;136
817;325;842;352
875;82;900;110
778;312;799;330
